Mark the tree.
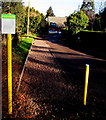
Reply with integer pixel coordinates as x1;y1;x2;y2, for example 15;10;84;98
101;8;106;31
2;1;26;33
80;0;95;30
81;0;94;18
24;7;48;35
93;14;101;31
66;11;89;35
46;6;55;18
2;1;26;46
37;14;49;35
2;2;48;35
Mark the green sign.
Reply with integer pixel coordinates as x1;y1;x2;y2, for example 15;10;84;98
1;14;16;34
1;14;16;19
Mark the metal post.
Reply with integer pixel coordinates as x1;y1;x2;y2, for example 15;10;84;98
84;64;89;105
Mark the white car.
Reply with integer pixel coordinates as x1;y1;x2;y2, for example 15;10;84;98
48;30;58;34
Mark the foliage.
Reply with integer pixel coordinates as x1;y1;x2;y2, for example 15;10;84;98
2;2;48;35
46;6;55;18
66;11;89;35
93;7;106;31
21;7;49;35
15;36;34;63
80;1;94;19
80;1;95;30
93;14;101;31
37;14;49;35
100;8;106;31
2;1;26;33
81;1;94;10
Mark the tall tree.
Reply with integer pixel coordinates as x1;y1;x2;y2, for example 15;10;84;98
46;6;55;18
93;14;101;31
81;0;94;19
80;0;95;30
101;8;106;31
24;7;49;35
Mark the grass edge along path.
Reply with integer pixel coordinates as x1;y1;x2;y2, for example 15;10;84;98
12;35;37;118
13;34;37;83
15;35;35;92
14;35;36;64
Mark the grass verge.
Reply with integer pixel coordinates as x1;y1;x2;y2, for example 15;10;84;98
13;35;36;65
12;35;36;117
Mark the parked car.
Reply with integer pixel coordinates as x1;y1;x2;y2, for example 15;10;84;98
48;30;62;34
48;30;58;34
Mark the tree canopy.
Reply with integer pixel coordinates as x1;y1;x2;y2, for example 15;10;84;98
2;1;48;35
101;8;106;31
2;2;26;32
46;6;55;18
66;11;89;35
81;1;94;17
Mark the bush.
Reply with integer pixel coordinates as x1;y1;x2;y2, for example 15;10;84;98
66;11;89;35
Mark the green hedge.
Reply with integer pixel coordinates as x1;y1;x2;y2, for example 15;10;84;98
77;30;106;50
68;30;106;59
61;30;106;48
61;30;106;58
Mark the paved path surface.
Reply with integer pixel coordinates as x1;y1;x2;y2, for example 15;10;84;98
16;36;106;119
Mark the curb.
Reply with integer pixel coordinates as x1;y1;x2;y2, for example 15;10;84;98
16;38;35;92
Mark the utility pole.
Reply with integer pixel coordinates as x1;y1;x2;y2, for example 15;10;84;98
27;0;30;35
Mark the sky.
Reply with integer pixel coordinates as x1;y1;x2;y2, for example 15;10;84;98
22;0;105;17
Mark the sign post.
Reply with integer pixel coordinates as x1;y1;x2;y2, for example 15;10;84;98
84;64;89;105
1;13;16;115
1;14;16;34
7;33;12;114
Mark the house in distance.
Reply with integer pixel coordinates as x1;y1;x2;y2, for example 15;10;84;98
47;16;66;34
47;16;67;28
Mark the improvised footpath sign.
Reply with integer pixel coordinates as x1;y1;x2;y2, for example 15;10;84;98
1;13;16;115
1;14;16;34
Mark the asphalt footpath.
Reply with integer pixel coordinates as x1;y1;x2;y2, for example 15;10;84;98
15;36;106;119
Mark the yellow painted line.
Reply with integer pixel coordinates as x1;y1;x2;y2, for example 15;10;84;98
84;64;89;105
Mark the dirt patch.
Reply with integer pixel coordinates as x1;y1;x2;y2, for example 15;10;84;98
2;45;8;118
2;44;23;118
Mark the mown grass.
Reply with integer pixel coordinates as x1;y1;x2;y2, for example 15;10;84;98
13;35;36;64
21;34;37;38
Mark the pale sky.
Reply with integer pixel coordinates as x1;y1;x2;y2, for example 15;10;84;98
22;0;105;17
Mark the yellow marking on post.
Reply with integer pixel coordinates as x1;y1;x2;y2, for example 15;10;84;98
7;34;12;114
84;64;89;105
